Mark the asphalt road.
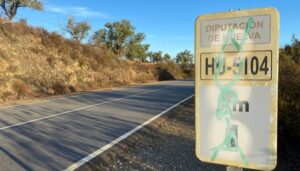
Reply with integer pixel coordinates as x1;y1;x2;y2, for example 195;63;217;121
0;80;194;171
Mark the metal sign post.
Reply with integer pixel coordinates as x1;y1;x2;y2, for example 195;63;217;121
195;8;279;170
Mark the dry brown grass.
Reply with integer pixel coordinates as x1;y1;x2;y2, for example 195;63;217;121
13;80;31;99
0;18;184;103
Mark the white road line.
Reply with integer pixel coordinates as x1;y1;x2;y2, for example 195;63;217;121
64;94;195;171
0;87;168;131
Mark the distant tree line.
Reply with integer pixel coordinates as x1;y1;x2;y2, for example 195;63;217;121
63;17;194;66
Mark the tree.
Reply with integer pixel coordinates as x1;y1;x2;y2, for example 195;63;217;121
92;19;134;54
125;33;150;61
65;17;90;42
176;50;194;73
93;19;150;60
0;0;43;21
163;53;171;61
126;43;150;61
291;34;300;63
283;34;300;63
149;51;163;63
92;29;107;47
175;50;193;65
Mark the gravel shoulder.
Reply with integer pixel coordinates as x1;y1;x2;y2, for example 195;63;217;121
77;98;300;171
77;98;224;171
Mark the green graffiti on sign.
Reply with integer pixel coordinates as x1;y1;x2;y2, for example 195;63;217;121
210;17;254;166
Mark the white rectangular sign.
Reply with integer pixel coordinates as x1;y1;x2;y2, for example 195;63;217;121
195;8;279;170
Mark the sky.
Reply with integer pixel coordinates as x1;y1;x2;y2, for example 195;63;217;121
17;0;300;57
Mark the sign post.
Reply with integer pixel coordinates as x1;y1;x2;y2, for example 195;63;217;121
195;8;279;170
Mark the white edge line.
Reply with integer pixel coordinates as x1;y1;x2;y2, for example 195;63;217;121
0;87;168;131
64;94;195;171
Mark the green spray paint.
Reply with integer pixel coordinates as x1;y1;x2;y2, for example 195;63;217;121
210;17;254;166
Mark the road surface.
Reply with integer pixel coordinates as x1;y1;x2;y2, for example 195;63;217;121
0;80;194;171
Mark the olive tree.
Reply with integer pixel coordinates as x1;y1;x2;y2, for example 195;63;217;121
65;17;90;42
92;19;134;53
176;50;194;72
175;50;193;65
149;51;163;63
92;19;150;60
0;0;43;21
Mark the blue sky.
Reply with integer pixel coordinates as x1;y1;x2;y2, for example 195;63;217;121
17;0;299;57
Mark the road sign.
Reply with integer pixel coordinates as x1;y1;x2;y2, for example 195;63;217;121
195;8;279;170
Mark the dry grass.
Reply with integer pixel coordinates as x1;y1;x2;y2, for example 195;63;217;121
0;18;184;103
13;80;31;99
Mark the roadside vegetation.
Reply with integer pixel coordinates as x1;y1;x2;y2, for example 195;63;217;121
0;0;194;104
279;35;300;144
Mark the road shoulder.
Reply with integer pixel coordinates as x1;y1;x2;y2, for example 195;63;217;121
77;99;224;171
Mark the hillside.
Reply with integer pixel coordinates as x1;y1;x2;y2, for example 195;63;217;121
0;19;183;103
